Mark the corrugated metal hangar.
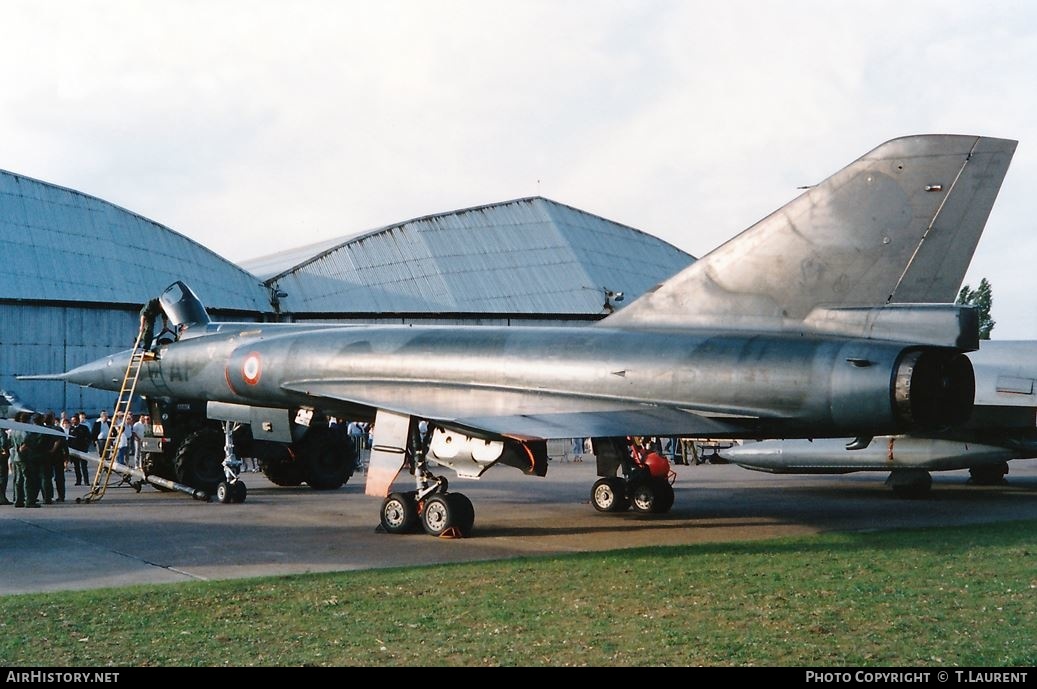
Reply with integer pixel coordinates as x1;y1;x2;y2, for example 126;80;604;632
0;170;695;414
242;197;693;326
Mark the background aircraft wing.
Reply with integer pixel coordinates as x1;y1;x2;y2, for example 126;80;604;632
0;418;68;437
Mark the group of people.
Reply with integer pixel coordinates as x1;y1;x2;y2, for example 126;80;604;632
0;298;168;506
1;411;77;507
335;418;372;471
561;436;699;465
87;410;150;469
1;409;151;507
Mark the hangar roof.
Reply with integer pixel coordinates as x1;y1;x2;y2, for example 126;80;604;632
241;197;694;315
0;170;270;312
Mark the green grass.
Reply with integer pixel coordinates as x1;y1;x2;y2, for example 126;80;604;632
2;520;1035;667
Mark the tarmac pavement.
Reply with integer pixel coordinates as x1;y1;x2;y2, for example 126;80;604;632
2;459;1037;595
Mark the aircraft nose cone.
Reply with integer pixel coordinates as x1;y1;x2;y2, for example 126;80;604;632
63;353;129;388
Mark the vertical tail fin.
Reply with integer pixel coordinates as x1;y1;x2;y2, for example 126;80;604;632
605;135;1016;330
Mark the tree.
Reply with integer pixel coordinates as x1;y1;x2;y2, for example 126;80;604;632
956;278;995;340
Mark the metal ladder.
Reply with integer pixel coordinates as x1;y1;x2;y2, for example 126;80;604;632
80;326;151;503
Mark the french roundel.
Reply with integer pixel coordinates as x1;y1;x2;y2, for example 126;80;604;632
242;353;262;385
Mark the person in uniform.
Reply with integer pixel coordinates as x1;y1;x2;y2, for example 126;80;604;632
0;426;11;505
40;412;66;503
139;297;169;352
39;412;56;503
9;412;30;507
68;412;92;486
13;413;43;508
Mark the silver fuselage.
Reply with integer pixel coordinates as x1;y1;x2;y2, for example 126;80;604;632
61;320;958;441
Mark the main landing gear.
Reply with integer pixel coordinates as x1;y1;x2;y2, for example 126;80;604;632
379;420;474;537
590;438;675;514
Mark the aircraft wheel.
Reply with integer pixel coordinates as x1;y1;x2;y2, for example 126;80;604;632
422;494;460;537
233;481;247;503
174;428;226;494
629;480;654;513
591;477;629;513
381;492;420;534
630;477;673;514
888;469;933;499
652;478;674;513
447;493;475;536
216;481;234;504
300;426;354;490
260;446;305;486
968;462;1008;486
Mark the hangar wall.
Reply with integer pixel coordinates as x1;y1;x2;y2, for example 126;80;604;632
0;304;139;415
0;169;271;414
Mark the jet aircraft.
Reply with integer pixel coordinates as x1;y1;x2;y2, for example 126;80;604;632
0;390;67;436
33;134;1017;537
0;389;33;420
0;392;66;438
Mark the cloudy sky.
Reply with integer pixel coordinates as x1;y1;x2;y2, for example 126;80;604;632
2;1;1035;337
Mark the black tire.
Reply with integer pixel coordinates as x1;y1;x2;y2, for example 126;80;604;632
446;493;475;536
422;494;458;537
260;447;306;487
969;462;1009;486
216;481;233;504
299;426;355;490
233;481;247;503
174;428;226;494
380;492;420;534
629;480;654;513
140;451;175;492
630;477;674;514
652;478;675;513
591;477;629;513
888;470;933;499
